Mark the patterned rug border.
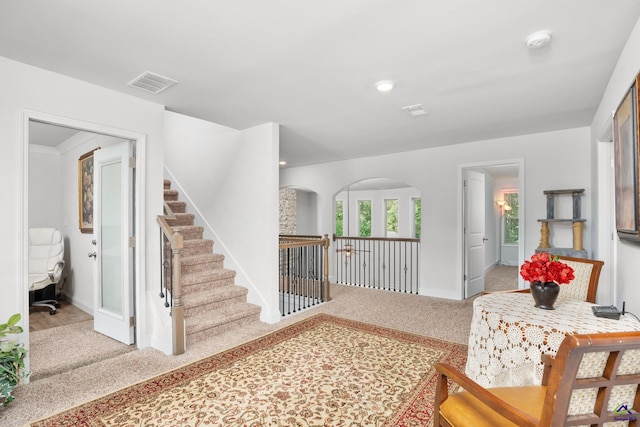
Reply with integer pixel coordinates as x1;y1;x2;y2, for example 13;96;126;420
29;313;467;426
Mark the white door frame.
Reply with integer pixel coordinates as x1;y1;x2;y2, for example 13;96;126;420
596;117;615;305
19;109;146;372
459;159;526;299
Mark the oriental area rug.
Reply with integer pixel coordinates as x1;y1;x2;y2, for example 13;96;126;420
29;314;467;427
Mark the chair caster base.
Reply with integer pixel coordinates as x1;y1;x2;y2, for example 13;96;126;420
49;309;57;315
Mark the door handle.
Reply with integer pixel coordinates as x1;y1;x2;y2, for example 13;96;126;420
88;251;97;258
482;238;489;242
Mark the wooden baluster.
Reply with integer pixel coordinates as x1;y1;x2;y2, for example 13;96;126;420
322;234;331;302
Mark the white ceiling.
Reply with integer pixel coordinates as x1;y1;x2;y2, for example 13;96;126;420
3;1;639;167
29;121;80;147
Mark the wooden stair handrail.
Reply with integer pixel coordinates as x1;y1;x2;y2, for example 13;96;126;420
332;233;420;243
156;213;185;355
278;238;326;249
163;200;177;220
279;234;331;302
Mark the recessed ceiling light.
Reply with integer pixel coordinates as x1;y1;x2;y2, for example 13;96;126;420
279;160;287;166
525;31;552;49
374;80;395;92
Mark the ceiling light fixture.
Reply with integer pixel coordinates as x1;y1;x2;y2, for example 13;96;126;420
279;160;287;166
374;80;395;92
525;31;552;49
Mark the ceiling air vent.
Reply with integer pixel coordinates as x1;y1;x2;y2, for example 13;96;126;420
402;104;429;118
127;71;178;94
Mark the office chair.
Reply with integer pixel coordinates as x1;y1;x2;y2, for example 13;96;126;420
28;228;65;315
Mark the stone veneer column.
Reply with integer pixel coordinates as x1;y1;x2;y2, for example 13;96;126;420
279;188;297;234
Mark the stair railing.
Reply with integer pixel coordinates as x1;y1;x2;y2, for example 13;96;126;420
157;200;185;355
333;234;420;294
278;234;330;316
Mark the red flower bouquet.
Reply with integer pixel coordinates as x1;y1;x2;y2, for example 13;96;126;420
520;252;575;285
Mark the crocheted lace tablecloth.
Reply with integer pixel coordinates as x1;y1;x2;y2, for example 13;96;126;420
465;292;640;387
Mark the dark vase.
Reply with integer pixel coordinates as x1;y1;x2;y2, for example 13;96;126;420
529;281;560;310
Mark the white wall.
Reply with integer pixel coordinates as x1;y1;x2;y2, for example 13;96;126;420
0;56;165;352
591;16;640;312
164;111;281;322
281;126;592;300
28;148;62;228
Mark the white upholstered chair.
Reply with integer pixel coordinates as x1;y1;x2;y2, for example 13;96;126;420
28;228;65;315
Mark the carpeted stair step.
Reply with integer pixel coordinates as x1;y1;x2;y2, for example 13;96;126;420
171;212;195;226
181;268;237;293
163;239;213;259
164;189;179;201
160;180;264;349
166;200;186;213
182;239;214;257
183;285;250;318
171;225;204;240
181;253;225;274
185;303;262;346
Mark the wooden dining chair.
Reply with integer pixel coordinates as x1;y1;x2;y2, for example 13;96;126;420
488;255;604;303
434;330;640;426
555;255;603;303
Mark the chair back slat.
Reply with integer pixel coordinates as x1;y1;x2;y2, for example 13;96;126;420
542;331;640;426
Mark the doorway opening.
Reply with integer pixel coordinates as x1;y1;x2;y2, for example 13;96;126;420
20;110;147;377
461;161;524;299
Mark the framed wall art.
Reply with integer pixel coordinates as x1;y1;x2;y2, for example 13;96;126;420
78;147;100;234
613;76;640;243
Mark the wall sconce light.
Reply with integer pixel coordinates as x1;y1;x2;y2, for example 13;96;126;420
496;200;512;211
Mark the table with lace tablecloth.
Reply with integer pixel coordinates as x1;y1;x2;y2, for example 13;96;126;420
465;292;640;387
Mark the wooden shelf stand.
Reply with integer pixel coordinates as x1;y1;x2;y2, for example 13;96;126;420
537;189;587;258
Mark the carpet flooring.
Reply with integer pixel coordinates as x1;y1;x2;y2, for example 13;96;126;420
28;314;468;426
2;266;518;426
29;320;135;382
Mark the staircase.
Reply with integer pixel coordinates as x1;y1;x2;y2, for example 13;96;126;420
163;180;263;346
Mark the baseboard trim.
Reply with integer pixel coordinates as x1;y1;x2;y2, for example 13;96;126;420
63;294;93;316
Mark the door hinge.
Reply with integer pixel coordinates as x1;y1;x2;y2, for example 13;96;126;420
130;316;136;327
129;236;136;248
464;274;467;281
129;157;136;169
464;180;467;187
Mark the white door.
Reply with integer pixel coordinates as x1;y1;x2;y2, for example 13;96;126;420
464;170;486;297
92;142;135;344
